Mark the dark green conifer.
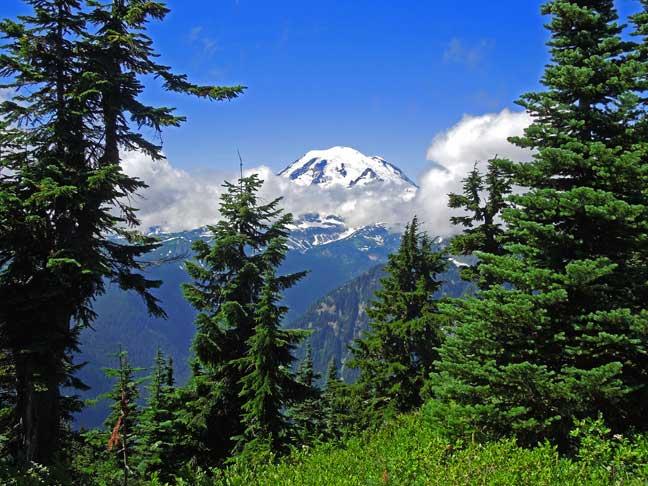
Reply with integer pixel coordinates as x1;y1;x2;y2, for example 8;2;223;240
350;217;447;413
104;350;142;486
236;268;307;454
296;344;317;388
0;0;242;463
320;358;356;441
289;344;325;445
430;0;648;448
448;158;512;285
181;174;306;462
135;349;176;480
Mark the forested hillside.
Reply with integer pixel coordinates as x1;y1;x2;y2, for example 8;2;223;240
1;0;647;484
289;260;472;382
76;223;403;428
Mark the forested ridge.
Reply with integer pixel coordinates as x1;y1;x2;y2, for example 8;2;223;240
0;0;647;484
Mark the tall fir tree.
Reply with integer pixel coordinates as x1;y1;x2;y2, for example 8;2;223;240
289;344;326;445
0;0;243;464
0;0;91;463
135;348;176;480
350;217;447;413
430;0;648;448
236;268;307;454
104;350;142;486
181;174;306;463
448;158;512;285
320;358;359;441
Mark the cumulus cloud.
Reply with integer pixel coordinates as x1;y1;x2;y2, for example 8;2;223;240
121;151;226;232
121;109;533;236
414;109;533;235
254;166;415;230
121;152;415;233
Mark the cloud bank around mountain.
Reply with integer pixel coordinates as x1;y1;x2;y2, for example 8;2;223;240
122;108;533;235
122;154;417;232
121;151;225;232
414;108;533;235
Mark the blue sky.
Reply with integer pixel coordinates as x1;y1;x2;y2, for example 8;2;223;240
0;0;640;179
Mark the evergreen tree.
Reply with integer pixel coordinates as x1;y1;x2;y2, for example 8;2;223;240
0;0;91;463
104;350;142;486
236;268;307;454
0;349;14;456
296;344;317;388
320;358;356;441
448;158;512;285
135;348;176;480
181;174;306;463
350;217;447;413
289;345;325;445
0;0;243;464
430;0;648;448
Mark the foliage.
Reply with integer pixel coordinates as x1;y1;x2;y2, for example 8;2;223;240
0;0;243;464
235;267;308;455
429;0;648;448
1;0;648;482
448;157;512;285
135;349;177;480
320;359;360;442
98;350;144;484
207;407;648;486
350;217;447;414
179;175;307;463
288;345;326;445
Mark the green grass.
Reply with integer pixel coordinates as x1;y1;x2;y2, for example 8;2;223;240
209;411;648;486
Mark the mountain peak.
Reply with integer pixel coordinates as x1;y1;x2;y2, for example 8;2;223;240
278;146;417;191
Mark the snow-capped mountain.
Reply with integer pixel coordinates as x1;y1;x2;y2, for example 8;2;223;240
279;146;417;198
286;214;398;254
78;147;461;428
286;214;351;250
279;146;417;252
138;147;416;255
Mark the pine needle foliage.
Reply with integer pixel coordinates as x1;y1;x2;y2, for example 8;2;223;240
180;175;306;463
448;157;512;286
0;0;243;464
350;216;447;414
235;268;308;454
430;0;648;449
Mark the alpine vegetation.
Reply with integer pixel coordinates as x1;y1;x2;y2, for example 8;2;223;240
0;0;646;484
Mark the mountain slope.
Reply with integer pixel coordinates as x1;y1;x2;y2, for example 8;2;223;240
75;224;403;428
279;146;417;197
288;260;473;382
75;146;422;427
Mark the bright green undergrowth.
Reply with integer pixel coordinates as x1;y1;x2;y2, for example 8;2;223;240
4;406;647;485
200;408;648;486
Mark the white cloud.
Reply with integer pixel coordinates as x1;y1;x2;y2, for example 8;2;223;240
414;109;533;235
254;166;414;230
443;38;495;69
121;151;226;232
426;109;533;166
120;109;533;236
121;152;415;233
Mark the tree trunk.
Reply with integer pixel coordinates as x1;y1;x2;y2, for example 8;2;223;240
13;309;69;465
14;352;60;465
